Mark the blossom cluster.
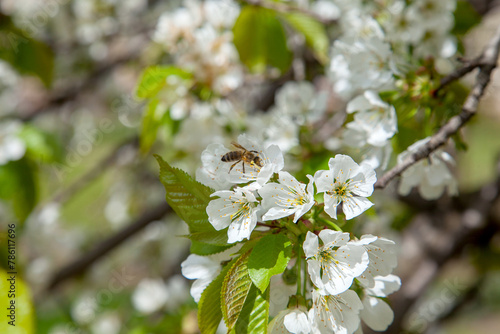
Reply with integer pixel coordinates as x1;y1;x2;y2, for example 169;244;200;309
272;231;400;334
180;134;400;333
154;0;243;97
150;0;459;200
198;134;376;243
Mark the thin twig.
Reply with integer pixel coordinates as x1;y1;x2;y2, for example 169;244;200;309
49;137;138;206
18;47;144;122
240;0;336;25
375;24;500;189
433;57;482;95
46;202;171;291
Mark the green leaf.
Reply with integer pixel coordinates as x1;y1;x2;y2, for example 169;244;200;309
233;285;269;334
136;66;191;99
156;155;212;230
452;0;481;36
233;6;292;73
222;250;253;331
190;241;233;256
19;125;62;163
155;155;230;253
188;230;230;246
281;12;329;64
0;14;54;87
198;256;238;334
140;99;164;153
0;269;35;333
0;158;37;223
248;234;292;293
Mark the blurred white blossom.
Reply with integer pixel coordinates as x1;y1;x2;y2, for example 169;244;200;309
181;246;239;302
0;120;26;165
132;278;169;315
398;137;458;200
360;275;401;331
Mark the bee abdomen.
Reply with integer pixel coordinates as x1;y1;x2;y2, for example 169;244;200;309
221;151;240;162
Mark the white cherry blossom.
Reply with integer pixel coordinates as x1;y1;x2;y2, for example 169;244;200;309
181;246;238;302
247;113;299;153
131;278;169;314
203;0;240;29
344;91;398;147
0;120;26;165
360;275;401;331
197;134;284;190
314;155;376;220
153;0;243;95
311;289;363;334
350;234;398;288
206;186;261;243
328;37;395;100
269;307;314;334
397;137;458;200
310;0;340;22
196;143;234;190
259;172;315;223
273;81;328;126
303;230;369;295
340;10;385;41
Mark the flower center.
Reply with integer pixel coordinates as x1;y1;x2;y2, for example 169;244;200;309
327;182;350;198
230;202;251;221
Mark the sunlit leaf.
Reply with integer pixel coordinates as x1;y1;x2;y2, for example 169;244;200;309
190;241;232;256
248;233;292;293
0;14;54;87
155;156;229;253
136;66;191;99
0;158;37;223
281;12;329;64
222;250;253;331
233;284;269;334
19;125;62;163
233;6;292;73
198;256;238;334
140;99;163;153
187;230;231;246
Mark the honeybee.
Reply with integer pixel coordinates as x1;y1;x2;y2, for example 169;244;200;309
221;142;263;173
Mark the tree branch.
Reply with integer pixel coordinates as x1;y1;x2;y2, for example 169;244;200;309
46;202;171;291
375;24;500;189
48;137;138;206
433;57;482;95
371;157;500;334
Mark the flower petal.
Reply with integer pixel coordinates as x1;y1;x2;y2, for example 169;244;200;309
361;296;394;331
323;194;339;219
329;154;360;184
342;196;373;220
318;230;350;247
303;232;319;259
181;254;219;280
284;309;312;334
227;209;258;243
313;169;333;193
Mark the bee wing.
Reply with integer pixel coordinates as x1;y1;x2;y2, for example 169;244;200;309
231;142;245;150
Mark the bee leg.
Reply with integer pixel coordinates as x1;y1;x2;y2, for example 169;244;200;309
242;161;245;174
229;160;240;173
250;150;259;154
